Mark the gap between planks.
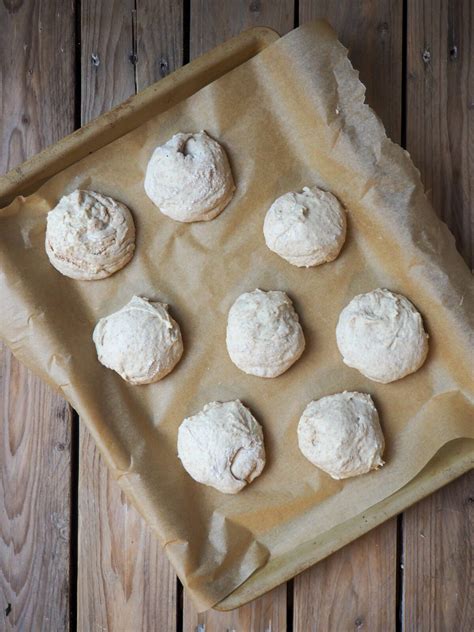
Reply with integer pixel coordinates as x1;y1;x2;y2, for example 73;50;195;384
0;0;472;630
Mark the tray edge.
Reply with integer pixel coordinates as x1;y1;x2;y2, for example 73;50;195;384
216;439;473;610
0;26;279;207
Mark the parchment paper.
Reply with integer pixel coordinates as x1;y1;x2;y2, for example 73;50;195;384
0;22;473;611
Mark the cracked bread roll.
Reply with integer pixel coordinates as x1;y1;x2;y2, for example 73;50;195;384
144;131;235;222
45;189;135;280
177;400;266;494
263;186;346;267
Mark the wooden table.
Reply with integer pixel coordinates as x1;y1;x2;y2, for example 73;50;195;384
1;1;472;630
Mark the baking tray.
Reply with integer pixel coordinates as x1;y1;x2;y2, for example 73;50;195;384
1;26;472;612
0;26;278;207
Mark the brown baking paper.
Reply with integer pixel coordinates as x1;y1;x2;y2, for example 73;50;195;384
1;21;473;611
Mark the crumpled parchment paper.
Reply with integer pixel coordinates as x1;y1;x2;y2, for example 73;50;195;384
0;21;472;611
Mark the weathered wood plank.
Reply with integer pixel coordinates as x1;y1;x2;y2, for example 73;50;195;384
402;472;473;631
190;0;295;58
80;0;135;123
77;2;181;630
294;520;397;632
0;1;75;630
184;583;287;632
300;0;403;142
406;0;472;267
403;1;473;629
183;2;293;627
0;356;73;631
77;426;177;632
293;3;403;630
136;0;183;87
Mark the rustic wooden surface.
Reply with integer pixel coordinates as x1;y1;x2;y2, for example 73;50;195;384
294;4;403;631
294;520;397;632
77;2;181;630
184;6;293;631
0;1;75;630
406;0;473;267
402;2;473;631
0;1;472;631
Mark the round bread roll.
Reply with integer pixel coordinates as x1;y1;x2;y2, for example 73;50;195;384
226;289;305;378
45;189;135;280
336;288;429;383
298;391;385;479
93;296;183;385
263;186;346;267
144;130;235;222
177;400;265;494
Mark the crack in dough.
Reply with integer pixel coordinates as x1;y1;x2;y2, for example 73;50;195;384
45;189;135;280
177;400;266;494
144;131;235;222
263;186;346;267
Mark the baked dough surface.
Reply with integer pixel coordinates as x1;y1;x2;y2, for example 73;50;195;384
144;131;235;222
336;288;429;383
226;289;305;378
177;400;266;494
93;296;183;384
263;186;346;267
298;391;385;479
45;189;135;280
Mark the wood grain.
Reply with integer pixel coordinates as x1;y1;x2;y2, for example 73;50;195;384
184;582;287;632
403;1;474;629
299;0;403;142
183;2;293;626
77;427;177;632
406;0;472;267
190;0;295;59
1;1;472;628
77;2;182;630
136;0;183;87
81;0;136;123
0;354;73;631
402;471;473;631
294;520;397;632
292;3;402;630
0;0;75;169
0;1;75;629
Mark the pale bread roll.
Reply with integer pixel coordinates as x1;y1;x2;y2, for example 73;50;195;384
336;288;429;383
226;289;305;378
45;189;135;280
144;131;235;222
93;296;183;385
264;186;346;267
298;391;385;479
177;400;266;494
